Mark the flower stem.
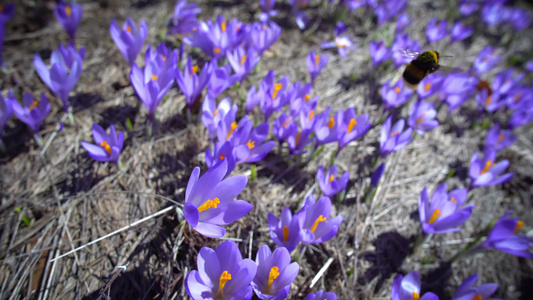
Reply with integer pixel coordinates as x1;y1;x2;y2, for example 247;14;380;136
412;232;432;254
33;132;44;147
447;221;494;263
67;111;75;125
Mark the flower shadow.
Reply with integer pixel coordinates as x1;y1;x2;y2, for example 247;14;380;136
358;231;411;294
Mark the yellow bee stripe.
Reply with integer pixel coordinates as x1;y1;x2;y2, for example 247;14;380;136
427;51;438;64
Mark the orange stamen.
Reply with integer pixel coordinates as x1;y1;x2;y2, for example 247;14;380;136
126;26;132;33
272;83;282;99
282;118;291;128
295;132;302;145
311;215;327;232
283;226;289;241
424;83;431;92
65;5;71;16
472;295;481;300
428;209;441;224
485;96;492;107
394;87;401;93
151;75;158;81
100;141;112;155
219;154;225;160
410;292;420;300
497;134;504;143
221;21;227;32
347;118;356;134
240;55;247;65
29;100;39;111
480;160;493;175
268;267;279;287
304;94;310;101
192;65;198;74
415;113;426;124
226;122;238;140
308;110;315;120
450;196;457;203
247;139;255;149
219;271;231;290
197;198;220;212
514;220;524;233
214;47;221;54
327;117;335;129
213;109;219;117
328;175;335;182
315;54;320;67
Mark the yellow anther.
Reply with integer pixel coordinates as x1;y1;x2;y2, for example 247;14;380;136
240;55;247;65
219;154;225;160
219;271;231;290
192;65;198;74
347;118;356;134
283;226;289;242
424;83;432;92
295;132;301;145
485;96;492;107
213;109;219;117
226;122;238;140
221;21;227;32
126;26;132;33
247;139;255;149
282;118;290;128
480;160;493;175
65;5;71;16
272;83;283;99
304;94;310;101
161;55;167;61
390;131;399;137
394;87;401;93
214;47;221;54
29;100;39;111
472;295;482;300
327;117;335;129
308;110;315;120
415;113;426;125
268;266;280;287
497;134;504;143
311;215;327;233
151;75;158;81
428;209;441;224
514;220;524;233
410;292;420;300
328;175;335;182
100;141;112;155
315;54;320;67
450;196;457;203
197;198;220;213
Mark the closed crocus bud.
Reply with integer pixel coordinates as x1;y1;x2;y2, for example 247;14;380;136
54;1;82;41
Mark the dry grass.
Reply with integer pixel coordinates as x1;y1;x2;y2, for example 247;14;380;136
1;0;533;299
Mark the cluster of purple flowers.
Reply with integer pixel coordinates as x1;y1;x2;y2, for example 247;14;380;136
185;240;335;300
268;194;343;251
458;0;532;31
391;271;501;300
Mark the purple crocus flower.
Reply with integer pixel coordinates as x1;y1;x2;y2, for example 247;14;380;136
33;44;84;112
183;159;253;238
381;79;412;110
419;184;474;234
525;59;533;72
246;21;281;55
321;35;357;58
391;33;420;68
485;123;516;152
452;274;501;300
375;0;406;26
184;15;247;59
299;195;343;245
167;0;201;35
343;0;366;11
208;60;233;97
232;117;276;164
202;95;235;141
469;149;513;189
307;50;329;83
416;73;444;99
12;92;51;134
449;21;473;44
492;69;524;96
251;245;299;300
287;129;314;155
478;210;533;258
185;240;257;300
396;12;411;33
509;8;532;31
273;113;298;145
227;46;260;83
380;116;413;157
472;46;501;75
371;163;386;187
305;290;337;300
145;42;178;75
426;18;448;43
316;165;349;197
205;141;237;178
475;88;505;113
0;3;15;24
459;1;479;16
0;90;13;137
259;71;289;121
440;72;478;112
391;271;439;300
54;1;82;41
268;207;304;251
176;57;210;110
81;124;124;165
337;107;370;150
369;40;391;68
259;0;278;23
508;109;533;129
109;18;147;65
289;0;310;29
408;99;439;134
130;61;175;125
482;3;511;27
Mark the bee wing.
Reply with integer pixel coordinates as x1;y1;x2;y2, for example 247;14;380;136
398;49;420;59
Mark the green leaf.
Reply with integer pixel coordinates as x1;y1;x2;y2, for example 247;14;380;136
126;118;134;132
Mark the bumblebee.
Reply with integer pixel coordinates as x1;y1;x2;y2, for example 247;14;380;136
400;50;452;89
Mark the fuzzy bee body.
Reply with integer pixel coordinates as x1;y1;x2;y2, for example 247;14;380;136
401;50;441;89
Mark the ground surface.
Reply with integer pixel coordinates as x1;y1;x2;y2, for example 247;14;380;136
1;0;533;299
